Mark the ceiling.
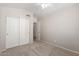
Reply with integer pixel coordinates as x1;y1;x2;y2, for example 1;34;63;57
0;3;78;18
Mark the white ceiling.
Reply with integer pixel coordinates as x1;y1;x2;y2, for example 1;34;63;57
0;3;78;18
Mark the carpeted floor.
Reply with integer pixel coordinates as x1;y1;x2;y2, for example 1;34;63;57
0;41;79;56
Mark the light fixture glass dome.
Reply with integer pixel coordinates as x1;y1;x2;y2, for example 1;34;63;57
37;3;51;9
41;3;51;9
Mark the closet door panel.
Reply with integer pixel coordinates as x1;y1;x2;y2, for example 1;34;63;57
6;17;20;48
20;17;29;45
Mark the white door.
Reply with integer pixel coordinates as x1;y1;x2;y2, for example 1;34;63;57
6;17;20;48
20;17;29;45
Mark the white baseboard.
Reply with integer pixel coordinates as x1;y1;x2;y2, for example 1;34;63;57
40;40;79;55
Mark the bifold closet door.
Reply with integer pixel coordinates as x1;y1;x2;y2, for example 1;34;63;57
6;17;30;48
20;17;29;45
6;17;20;48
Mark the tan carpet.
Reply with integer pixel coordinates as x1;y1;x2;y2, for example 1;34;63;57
0;41;79;56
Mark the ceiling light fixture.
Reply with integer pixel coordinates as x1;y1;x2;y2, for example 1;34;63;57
37;3;51;9
41;3;51;9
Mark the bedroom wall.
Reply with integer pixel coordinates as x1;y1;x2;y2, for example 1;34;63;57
40;4;79;52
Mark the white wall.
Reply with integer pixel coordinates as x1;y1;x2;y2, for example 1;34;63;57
0;7;36;50
40;5;79;52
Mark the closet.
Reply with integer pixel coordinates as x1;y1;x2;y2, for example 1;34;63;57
6;16;30;48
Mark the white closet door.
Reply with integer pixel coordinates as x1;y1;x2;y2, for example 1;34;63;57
20;17;29;45
6;17;20;48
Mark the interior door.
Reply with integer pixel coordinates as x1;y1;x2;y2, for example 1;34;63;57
6;17;20;48
20;17;29;45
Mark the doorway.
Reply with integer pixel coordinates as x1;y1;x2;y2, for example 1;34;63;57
33;21;40;41
33;23;37;41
